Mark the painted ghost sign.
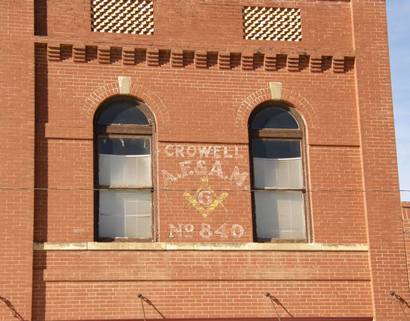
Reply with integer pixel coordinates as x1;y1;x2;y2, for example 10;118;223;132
161;144;248;188
183;177;229;218
168;223;245;239
161;143;249;240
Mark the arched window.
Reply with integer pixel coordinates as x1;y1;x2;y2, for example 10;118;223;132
249;102;308;241
94;97;154;241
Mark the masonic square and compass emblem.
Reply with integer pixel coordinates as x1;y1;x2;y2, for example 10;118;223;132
183;177;229;218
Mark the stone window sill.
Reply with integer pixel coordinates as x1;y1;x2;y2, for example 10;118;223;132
33;242;368;252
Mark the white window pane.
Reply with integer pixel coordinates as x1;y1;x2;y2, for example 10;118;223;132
125;216;152;239
99;154;152;187
125;155;152;187
99;189;122;216
124;192;152;216
254;191;306;240
253;157;303;189
99;190;152;239
99;214;123;239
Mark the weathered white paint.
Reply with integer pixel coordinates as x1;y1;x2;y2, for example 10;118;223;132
164;144;242;159
168;223;246;239
161;144;249;189
161;162;248;187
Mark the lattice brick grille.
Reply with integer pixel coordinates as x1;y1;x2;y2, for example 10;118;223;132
91;0;154;35
243;7;302;42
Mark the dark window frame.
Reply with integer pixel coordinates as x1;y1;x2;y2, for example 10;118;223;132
93;96;157;242
249;101;310;243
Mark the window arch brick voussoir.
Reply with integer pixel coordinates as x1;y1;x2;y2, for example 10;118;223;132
235;87;318;132
82;81;170;129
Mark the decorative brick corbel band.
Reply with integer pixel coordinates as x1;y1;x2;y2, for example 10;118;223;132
122;46;136;65
43;43;355;74
219;51;231;70
47;42;61;61
147;48;159;67
73;44;86;63
171;49;184;68
195;51;207;69
97;46;112;64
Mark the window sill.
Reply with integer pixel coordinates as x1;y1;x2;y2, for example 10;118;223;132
33;242;368;252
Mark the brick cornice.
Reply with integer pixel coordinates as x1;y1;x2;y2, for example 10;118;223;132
40;42;355;74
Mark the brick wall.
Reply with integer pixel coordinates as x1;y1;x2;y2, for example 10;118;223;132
402;202;410;283
0;0;408;320
351;1;409;320
0;1;35;321
32;250;372;320
33;65;365;244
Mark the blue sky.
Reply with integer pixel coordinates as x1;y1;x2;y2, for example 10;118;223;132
387;0;410;201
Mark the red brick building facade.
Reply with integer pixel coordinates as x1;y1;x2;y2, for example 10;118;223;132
1;0;409;320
